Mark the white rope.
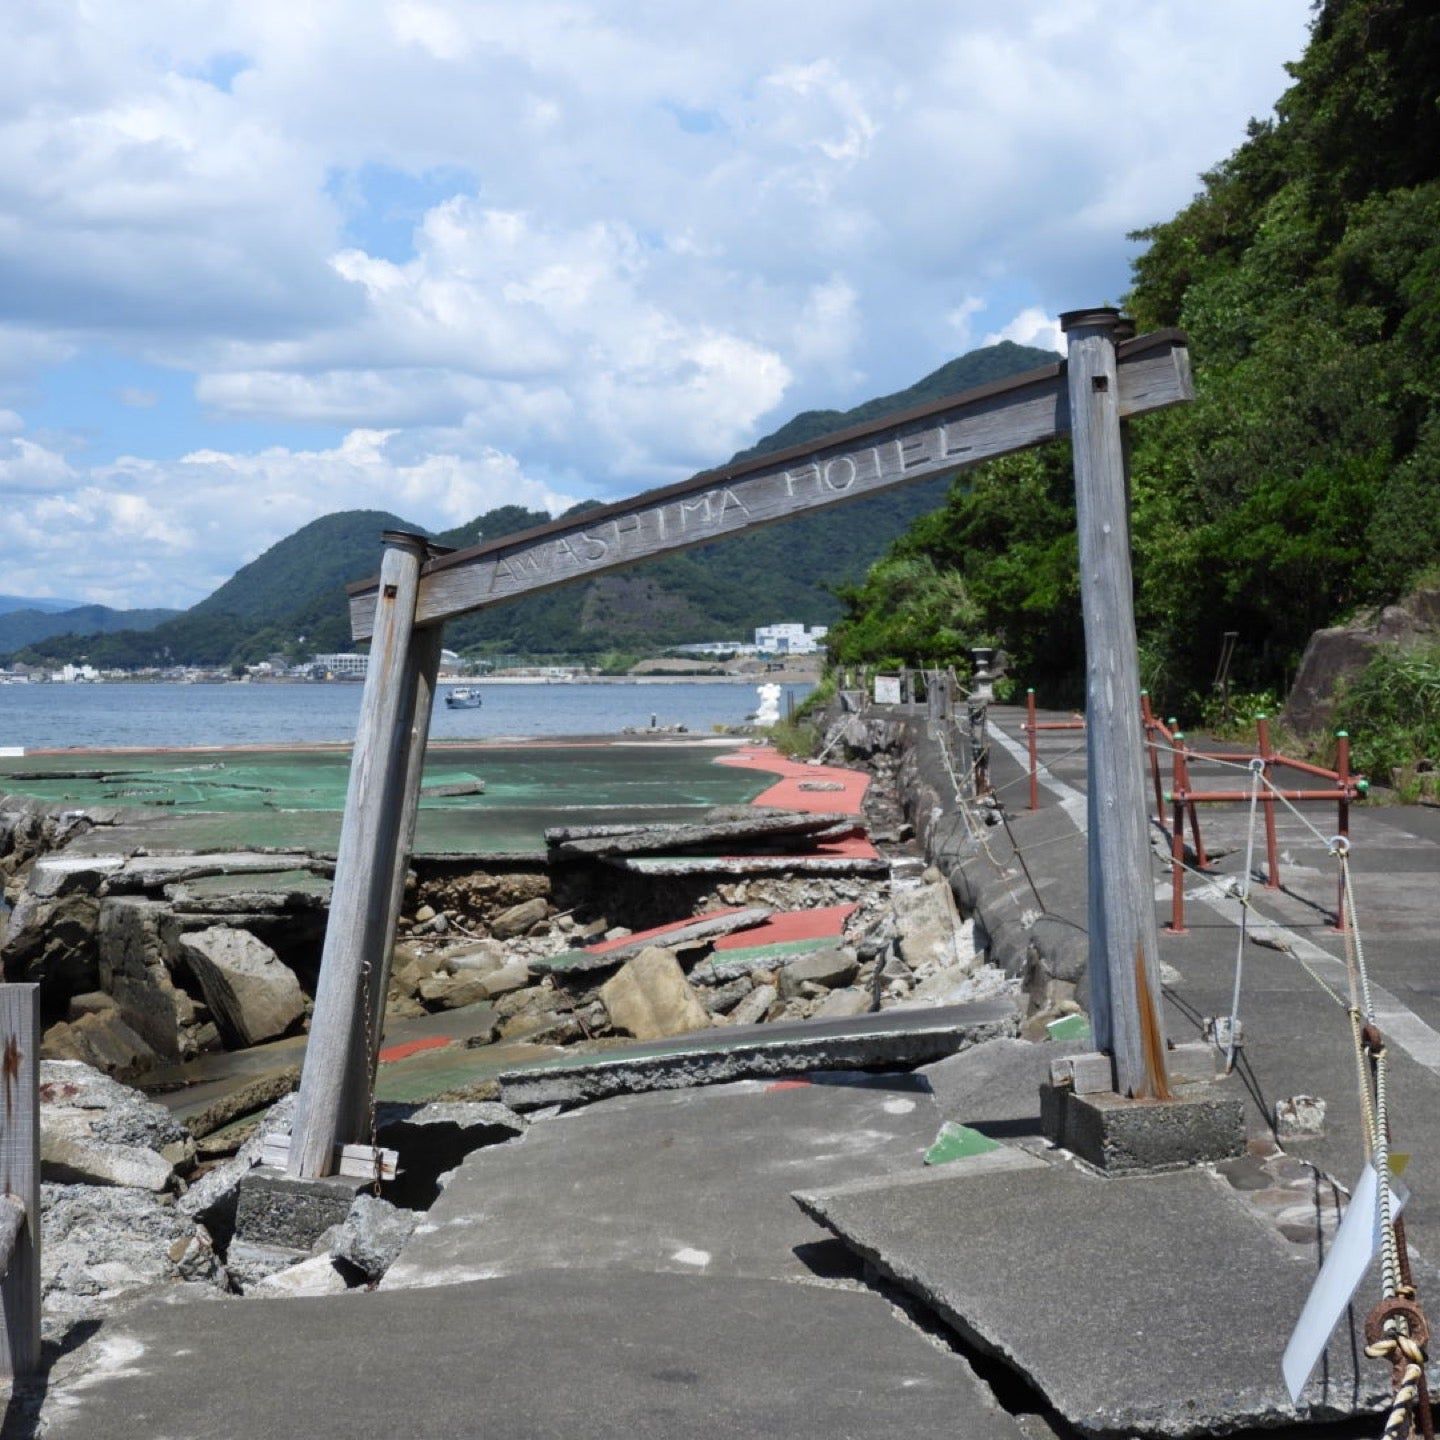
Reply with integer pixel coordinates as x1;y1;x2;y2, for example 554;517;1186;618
1223;758;1265;1072
1252;768;1346;853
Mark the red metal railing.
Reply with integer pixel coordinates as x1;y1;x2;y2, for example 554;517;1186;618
1020;693;1366;934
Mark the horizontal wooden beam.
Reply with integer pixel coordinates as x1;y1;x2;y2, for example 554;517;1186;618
349;329;1191;639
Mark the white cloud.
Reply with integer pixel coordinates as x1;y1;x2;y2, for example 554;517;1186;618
200;203;794;478
0;420;576;608
0;436;78;495
983;307;1064;355
0;0;1313;606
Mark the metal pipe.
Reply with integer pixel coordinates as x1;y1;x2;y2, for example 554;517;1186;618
1335;731;1351;933
1257;716;1282;891
1168;730;1187;933
1142;692;1169;837
1027;688;1039;811
1171;787;1361;803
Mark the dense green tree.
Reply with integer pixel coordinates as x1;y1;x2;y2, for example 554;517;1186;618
833;0;1440;715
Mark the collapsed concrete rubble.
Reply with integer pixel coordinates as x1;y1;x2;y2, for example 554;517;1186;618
2;777;1023;1091
30;1055;532;1337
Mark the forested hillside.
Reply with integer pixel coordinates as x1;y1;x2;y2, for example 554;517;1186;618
0;603;177;653
830;0;1440;709
10;343;1053;668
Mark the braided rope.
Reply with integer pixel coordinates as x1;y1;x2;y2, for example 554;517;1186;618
1223;761;1264;1071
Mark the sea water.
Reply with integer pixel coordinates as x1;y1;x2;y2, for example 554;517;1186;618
0;680;815;751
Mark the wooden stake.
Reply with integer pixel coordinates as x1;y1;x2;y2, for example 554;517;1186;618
342;622;444;1138
0;984;40;1378
288;532;428;1178
1062;309;1170;1098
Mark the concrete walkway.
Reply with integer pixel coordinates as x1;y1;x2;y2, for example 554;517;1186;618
24;1073;1037;1440
992;703;1440;1258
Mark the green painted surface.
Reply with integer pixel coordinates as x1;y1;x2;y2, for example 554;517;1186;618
689;937;835;976
1046;1013;1092;1042
0;742;769;856
923;1122;1003;1166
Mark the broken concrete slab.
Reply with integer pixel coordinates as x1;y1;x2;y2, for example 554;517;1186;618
811;986;872;1020
25;853;125;899
39;1271;1023;1440
796;1161;1389;1436
330;1193;418;1283
178;926;307;1047
42;1124;175;1192
727;982;776;1027
777;947;859;998
40;1181;223;1334
548;809;854;860
894;875;977;973
607;854;889;877
41;1010;157;1081
385;1075;939;1289
104;852;323;893
374;1099;525;1207
164;868;332;914
39;1058;194;1164
534;907;772;976
96;896;191;1059
919;1037;1086;1134
477;961;532;999
499;999;1019;1109
248;1253;353;1298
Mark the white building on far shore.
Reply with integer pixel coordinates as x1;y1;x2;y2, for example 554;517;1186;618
754;623;828;656
312;652;368;678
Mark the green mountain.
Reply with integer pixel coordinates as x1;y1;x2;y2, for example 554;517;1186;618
8;341;1055;668
828;0;1440;710
0;594;85;616
0;604;177;653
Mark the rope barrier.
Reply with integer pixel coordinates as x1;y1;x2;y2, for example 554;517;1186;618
1222;759;1264;1072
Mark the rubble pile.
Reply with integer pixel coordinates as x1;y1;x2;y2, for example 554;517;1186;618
30;1057;530;1336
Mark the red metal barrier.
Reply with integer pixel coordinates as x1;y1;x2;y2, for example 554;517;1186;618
1165;716;1366;933
1023;687;1084;812
1020;696;1366;933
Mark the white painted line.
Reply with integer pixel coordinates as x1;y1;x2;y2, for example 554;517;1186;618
986;717;1087;831
1000;712;1440;1082
1181;882;1440;1076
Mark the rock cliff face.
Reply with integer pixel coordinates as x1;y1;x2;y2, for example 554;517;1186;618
1284;584;1440;734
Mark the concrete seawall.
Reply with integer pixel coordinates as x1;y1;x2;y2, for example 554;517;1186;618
832;705;1090;1033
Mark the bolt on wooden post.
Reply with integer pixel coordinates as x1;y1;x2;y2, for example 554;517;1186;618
287;532;430;1178
1061;308;1170;1099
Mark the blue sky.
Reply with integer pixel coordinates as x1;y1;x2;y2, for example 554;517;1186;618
0;0;1312;610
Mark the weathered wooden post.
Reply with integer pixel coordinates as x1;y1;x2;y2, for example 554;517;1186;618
344;622;444;1139
1061;308;1169;1098
288;532;430;1178
0;984;40;1378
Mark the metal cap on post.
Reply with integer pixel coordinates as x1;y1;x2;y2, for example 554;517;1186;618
1061;307;1170;1100
287;530;430;1179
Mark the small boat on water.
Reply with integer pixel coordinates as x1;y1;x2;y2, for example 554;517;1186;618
444;687;483;710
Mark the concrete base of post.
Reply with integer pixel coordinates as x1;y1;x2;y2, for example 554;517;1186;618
1040;1081;1245;1174
235;1168;368;1251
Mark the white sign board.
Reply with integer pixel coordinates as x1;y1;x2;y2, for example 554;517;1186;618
874;676;902;706
1282;1163;1407;1402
